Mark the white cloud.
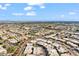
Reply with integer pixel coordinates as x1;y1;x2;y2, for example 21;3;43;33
26;11;36;16
0;0;79;3
0;5;7;10
24;6;32;11
12;13;24;16
12;11;36;16
28;3;42;6
5;4;11;6
0;4;11;10
60;14;65;18
69;12;76;15
40;5;45;8
27;3;45;9
0;0;44;3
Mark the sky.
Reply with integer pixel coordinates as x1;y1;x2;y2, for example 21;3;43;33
0;3;79;21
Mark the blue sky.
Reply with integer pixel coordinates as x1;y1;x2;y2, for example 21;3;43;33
0;3;79;21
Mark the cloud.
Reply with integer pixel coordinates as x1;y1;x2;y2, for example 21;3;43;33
12;13;24;16
40;5;45;8
28;3;42;5
5;4;11;6
0;0;79;3
69;12;76;15
0;0;44;3
23;3;45;17
0;3;11;10
60;14;65;18
0;5;7;10
12;11;36;16
26;11;36;16
27;3;45;9
24;6;33;11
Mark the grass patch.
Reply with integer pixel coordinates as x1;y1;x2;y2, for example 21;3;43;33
7;46;17;53
8;36;16;39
